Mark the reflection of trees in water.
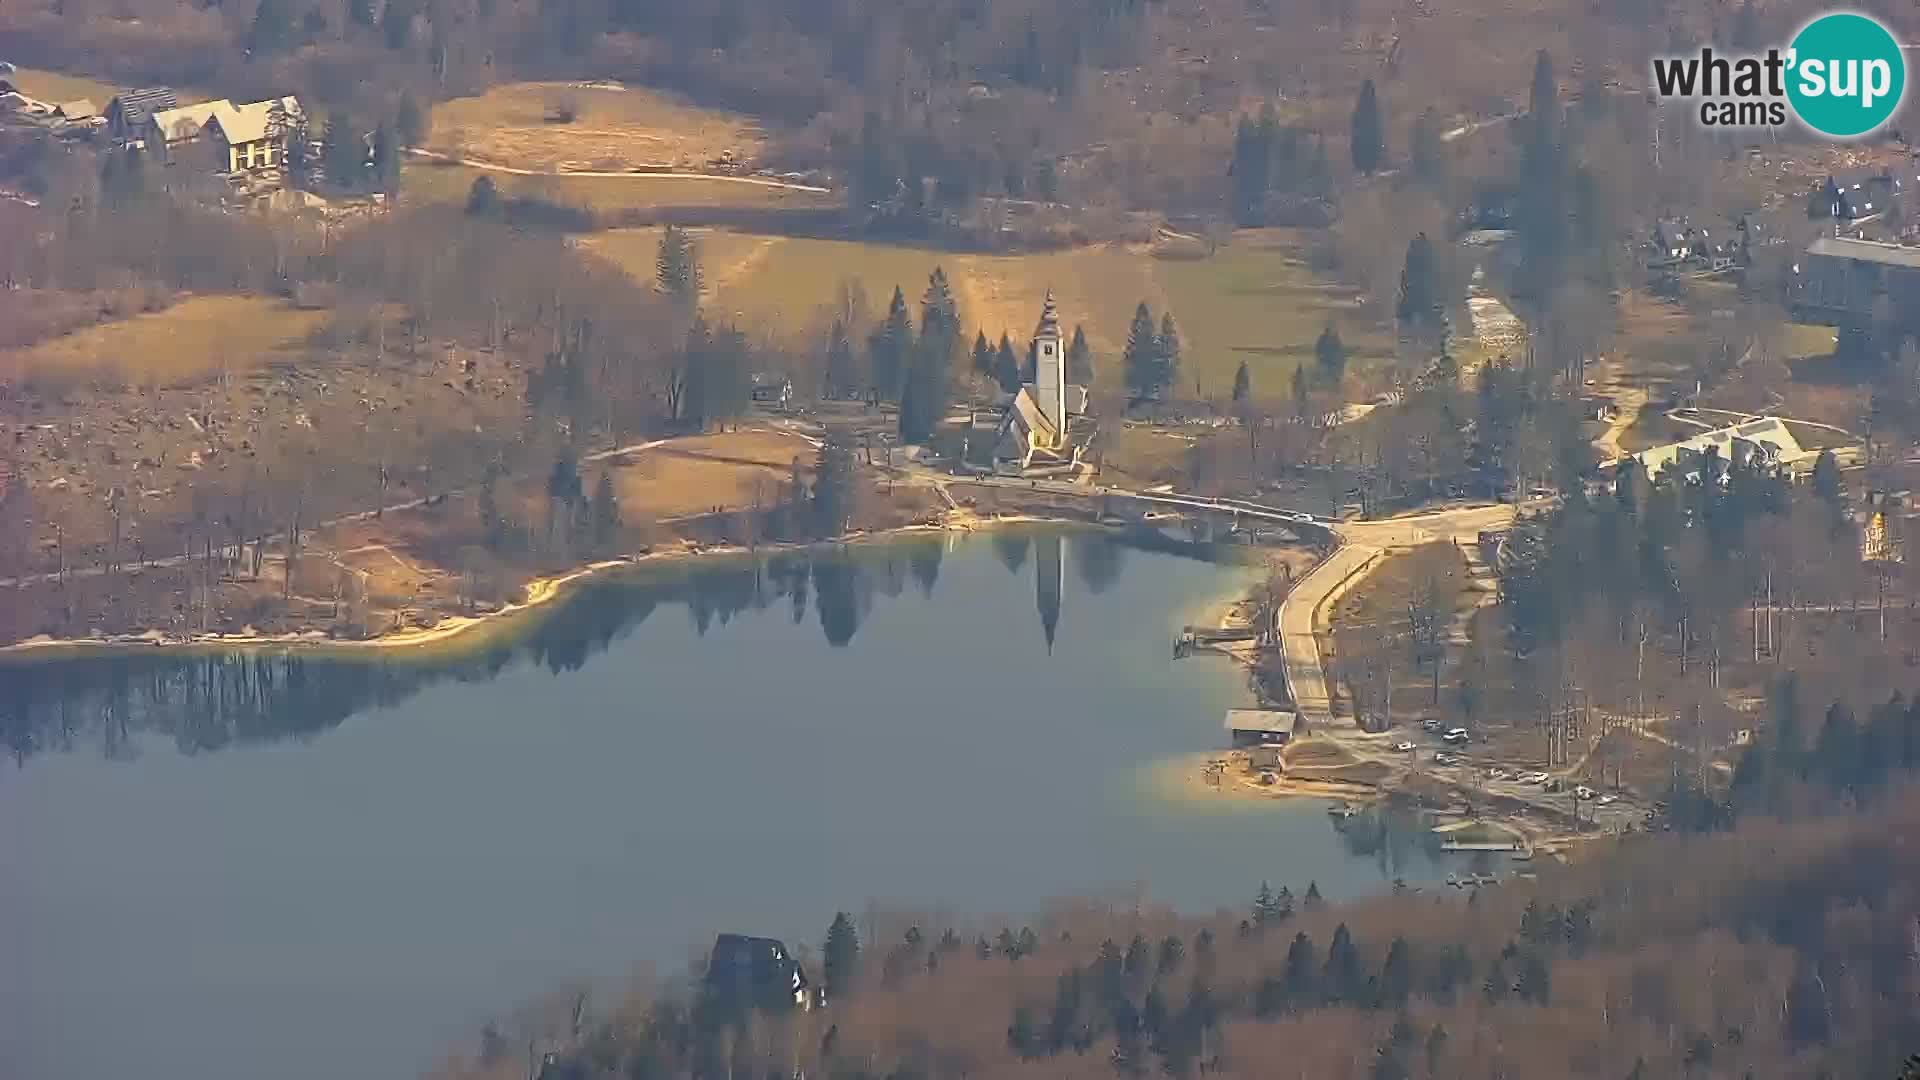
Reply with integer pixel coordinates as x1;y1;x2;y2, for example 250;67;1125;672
1072;531;1126;596
0;531;1174;765
1;543;921;764
993;531;1031;575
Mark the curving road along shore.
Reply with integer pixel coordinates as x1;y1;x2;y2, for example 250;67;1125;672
1278;504;1520;724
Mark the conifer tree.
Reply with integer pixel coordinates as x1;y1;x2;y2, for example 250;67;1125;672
901;268;960;443
994;333;1021;394
589;472;619;543
1396;232;1441;338
1350;78;1385;175
869;286;915;402
823;319;858;401
396;93;427;147
1067;324;1094;383
972;330;994;376
321;113;364;191
349;0;376;28
1323;922;1362;1003
1122;302;1159;401
812;438;857;537
1156;313;1182;398
1232;360;1251;404
248;0;298;53
656;225;702;314
823;911;860;997
1304;880;1324;909
1282;931;1316;1005
465;175;497;216
1315;322;1348;385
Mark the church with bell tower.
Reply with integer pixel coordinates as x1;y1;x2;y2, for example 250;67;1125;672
993;291;1090;473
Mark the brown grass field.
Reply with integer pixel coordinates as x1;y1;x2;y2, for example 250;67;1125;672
425;81;765;173
603;431;812;520
402;159;835;214
0;295;328;386
583;227;1397;405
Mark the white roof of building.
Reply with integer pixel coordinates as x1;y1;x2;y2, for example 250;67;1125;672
1628;416;1810;479
149;99;232;143
210;96;302;144
150;95;302;145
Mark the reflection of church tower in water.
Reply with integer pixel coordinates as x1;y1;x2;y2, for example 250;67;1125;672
1036;531;1063;653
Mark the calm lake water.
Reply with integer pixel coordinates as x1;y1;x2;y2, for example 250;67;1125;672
0;528;1448;1080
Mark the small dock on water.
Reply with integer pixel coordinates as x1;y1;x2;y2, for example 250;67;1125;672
1176;624;1260;657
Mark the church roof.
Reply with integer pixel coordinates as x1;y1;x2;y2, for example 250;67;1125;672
1034;290;1062;341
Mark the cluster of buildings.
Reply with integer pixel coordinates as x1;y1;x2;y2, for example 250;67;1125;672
983;292;1092;474
0;78;306;194
1646;210;1781;274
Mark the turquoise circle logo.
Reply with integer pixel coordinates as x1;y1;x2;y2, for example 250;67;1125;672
1786;12;1906;138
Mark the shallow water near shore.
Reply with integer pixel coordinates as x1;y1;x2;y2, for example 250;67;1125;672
0;526;1449;1080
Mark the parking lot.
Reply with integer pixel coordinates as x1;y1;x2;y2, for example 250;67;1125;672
1374;718;1649;833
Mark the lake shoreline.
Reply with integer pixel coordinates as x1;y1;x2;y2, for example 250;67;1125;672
0;513;1099;665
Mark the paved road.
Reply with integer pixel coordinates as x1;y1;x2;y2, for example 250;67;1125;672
1278;542;1380;720
1277;503;1520;724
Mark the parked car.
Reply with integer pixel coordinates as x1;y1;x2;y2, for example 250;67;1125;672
1432;752;1457;765
1597;793;1618;806
1422;717;1443;731
1543;778;1563;792
1574;785;1596;800
1525;772;1550;785
1394;741;1416;753
1443;728;1471;744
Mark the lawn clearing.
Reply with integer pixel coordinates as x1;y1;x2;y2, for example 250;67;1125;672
0;296;327;387
403;159;834;214
583;227;1399;405
604;431;812;520
5;67;119;105
426;81;764;173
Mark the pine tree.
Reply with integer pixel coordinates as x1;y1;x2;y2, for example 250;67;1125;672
972;330;994;377
1304;881;1324;910
1232;360;1251;404
1315;322;1348;386
465;175;498;216
994;334;1021;394
812;437;857;537
349;0;376;28
1410;108;1445;189
1292;364;1310;416
1376;937;1412;1007
248;0;298;53
1067;324;1094;383
322;113;364;191
1529;49;1558;148
656;225;702;314
823;912;861;997
1350;79;1385;175
1323;922;1361;1003
824;319;858;400
901;268;959;443
396;93;427;147
381;0;415;48
370;122;401;193
1156;935;1185;975
1156;313;1182;398
589;472;619;543
1396;232;1441;337
1122;302;1159;402
1811;449;1842;507
1282;931;1316;1005
869;286;914;402
1253;881;1280;928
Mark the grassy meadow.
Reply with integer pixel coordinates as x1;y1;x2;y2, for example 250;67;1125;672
403;159;837;214
0;296;327;386
425;81;764;172
581;228;1396;404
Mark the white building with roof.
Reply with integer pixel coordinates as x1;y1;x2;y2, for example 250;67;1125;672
1616;417;1818;484
144;95;304;176
993;291;1090;472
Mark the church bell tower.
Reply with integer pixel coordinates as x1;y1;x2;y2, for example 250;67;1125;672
1033;291;1066;448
